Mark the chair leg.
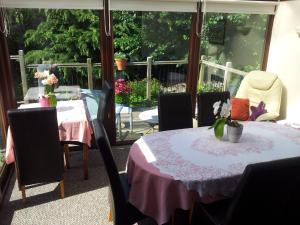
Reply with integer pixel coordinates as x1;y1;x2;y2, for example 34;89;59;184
108;209;113;222
63;144;70;169
20;185;26;203
59;180;65;199
83;144;89;180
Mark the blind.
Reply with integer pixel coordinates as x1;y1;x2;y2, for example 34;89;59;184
1;0;103;9
202;0;279;15
110;0;197;12
2;0;278;14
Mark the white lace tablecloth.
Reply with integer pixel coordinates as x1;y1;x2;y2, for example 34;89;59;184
135;121;300;198
127;121;300;224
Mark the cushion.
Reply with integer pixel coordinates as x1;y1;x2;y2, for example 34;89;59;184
250;101;267;121
247;71;278;90
231;97;250;121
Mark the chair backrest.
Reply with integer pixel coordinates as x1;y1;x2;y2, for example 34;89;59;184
93;120;127;221
7;107;64;186
97;80;113;123
235;70;282;120
158;92;193;131
197;91;230;127
225;157;300;225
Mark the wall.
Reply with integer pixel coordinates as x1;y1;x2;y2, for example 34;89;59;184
267;1;300;120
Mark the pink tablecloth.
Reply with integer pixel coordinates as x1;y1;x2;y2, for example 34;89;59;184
5;100;93;164
127;122;300;225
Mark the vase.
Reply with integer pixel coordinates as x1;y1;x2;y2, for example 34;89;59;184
39;96;50;107
45;85;54;94
227;124;243;143
48;94;57;107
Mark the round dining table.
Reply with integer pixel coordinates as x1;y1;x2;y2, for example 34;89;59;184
126;122;300;225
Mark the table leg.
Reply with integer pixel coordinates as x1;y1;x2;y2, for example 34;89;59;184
63;144;70;169
83;144;89;180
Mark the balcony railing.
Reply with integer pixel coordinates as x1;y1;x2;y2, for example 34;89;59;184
10;50;248;103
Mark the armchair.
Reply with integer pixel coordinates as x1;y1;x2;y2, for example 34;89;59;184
235;70;283;121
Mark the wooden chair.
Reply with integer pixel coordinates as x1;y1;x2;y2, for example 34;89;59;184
8;107;64;202
158;92;193;131
191;157;300;225
92;120;149;225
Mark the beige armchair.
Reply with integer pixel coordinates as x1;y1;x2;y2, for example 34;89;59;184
236;70;283;121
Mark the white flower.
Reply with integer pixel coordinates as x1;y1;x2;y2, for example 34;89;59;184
41;79;48;85
44;70;50;77
220;99;231;118
213;101;221;115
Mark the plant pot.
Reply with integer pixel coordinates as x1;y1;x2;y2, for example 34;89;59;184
39;96;50;107
227;124;243;143
115;59;127;71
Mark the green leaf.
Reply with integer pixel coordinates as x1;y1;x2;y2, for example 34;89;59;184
214;118;226;139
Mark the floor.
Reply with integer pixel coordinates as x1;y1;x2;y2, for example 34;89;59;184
0;147;157;225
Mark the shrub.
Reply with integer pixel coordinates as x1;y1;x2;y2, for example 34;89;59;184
128;78;161;107
198;81;223;93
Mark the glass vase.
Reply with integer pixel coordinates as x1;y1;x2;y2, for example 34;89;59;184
48;93;57;107
44;85;54;95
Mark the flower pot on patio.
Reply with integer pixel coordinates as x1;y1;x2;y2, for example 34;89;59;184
115;59;127;71
114;52;127;71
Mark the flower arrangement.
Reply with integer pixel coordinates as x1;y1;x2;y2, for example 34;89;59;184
209;99;241;139
34;70;58;107
115;78;131;105
34;70;58;94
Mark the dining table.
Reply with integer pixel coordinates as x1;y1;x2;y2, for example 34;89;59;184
5;99;93;179
126;121;300;225
24;85;81;103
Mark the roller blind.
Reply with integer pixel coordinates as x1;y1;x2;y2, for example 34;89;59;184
202;0;279;15
2;0;278;15
1;0;103;9
110;0;198;12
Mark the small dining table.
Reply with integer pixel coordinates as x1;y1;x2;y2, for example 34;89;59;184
5;100;93;179
127;122;300;225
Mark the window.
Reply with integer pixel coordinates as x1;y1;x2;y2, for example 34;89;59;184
199;13;269;95
112;10;192;141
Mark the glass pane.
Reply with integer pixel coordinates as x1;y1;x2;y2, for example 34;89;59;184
7;8;101;103
199;13;269;95
112;11;191;141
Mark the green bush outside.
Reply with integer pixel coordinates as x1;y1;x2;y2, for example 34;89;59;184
197;81;223;93
128;78;161;107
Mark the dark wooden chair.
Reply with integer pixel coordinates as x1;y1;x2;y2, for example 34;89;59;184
197;91;230;127
158;92;193;131
191;157;300;225
7;107;64;202
92;120;149;225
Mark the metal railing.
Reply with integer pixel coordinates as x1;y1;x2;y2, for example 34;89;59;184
198;55;247;91
10;50;247;102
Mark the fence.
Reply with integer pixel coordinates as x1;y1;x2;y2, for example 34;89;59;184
10;50;247;102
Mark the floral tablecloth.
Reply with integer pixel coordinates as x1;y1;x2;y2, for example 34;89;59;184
127;122;300;225
5;100;92;164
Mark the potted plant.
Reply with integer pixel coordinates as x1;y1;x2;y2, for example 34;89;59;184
114;52;127;71
209;99;243;143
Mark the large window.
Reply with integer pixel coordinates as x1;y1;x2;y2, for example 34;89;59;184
112;11;191;141
7;8;102;102
199;13;269;95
